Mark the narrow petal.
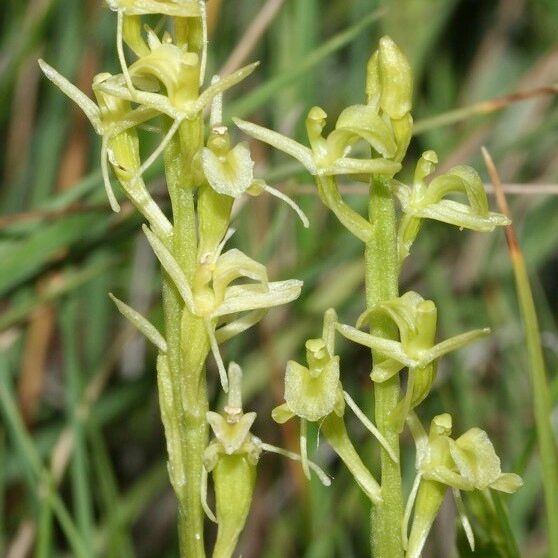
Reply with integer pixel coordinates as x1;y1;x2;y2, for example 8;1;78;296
130;116;184;189
423;328;490;365
258;442;331;487
335;323;417;368
201;466;217;523
234;118;317;174
193;62;260;115
343;391;398;462
263;184;310;228
215;310;267;344
38;59;102;133
95;77;182;119
101;137;122;212
300;419;311;480
205;319;229;392
414;199;510;231
453;488;475;551
116;10;135;93
212;280;302;318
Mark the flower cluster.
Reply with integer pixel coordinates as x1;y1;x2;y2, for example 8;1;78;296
39;1;310;393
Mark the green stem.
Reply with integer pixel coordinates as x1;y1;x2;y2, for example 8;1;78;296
365;175;403;558
162;117;208;558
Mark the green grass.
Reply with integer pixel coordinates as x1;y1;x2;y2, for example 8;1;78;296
1;1;557;556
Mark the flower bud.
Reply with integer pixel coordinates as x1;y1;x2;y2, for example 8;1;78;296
367;36;413;120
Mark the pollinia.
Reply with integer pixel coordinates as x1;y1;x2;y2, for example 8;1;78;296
40;3;522;557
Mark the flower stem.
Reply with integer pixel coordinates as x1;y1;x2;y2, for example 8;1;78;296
365;175;404;558
162;117;209;558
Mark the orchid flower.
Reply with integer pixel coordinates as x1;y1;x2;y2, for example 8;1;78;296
141;225;302;392
105;0;207;91
233;37;415;243
200;121;309;227
202;363;329;554
38;60;172;239
272;309;397;504
233;35;415;178
403;413;523;558
337;291;491;430
395;150;511;262
94;28;259;188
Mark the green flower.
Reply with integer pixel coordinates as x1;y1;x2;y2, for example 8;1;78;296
202;363;330;557
337;291;490;428
38;60;172;239
233;106;401;180
272;310;397;504
92;26;259;188
396;151;511;261
142;225;303;392
233;36;416;244
200;124;309;227
404;413;523;558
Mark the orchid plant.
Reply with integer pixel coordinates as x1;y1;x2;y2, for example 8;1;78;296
40;3;522;557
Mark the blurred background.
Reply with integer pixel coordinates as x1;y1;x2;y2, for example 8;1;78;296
1;0;558;556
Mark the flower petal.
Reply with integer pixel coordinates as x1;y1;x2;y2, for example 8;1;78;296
201;143;254;197
234;118;317;174
212;280;302;317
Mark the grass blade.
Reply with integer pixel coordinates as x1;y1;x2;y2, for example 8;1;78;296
483;147;558;558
